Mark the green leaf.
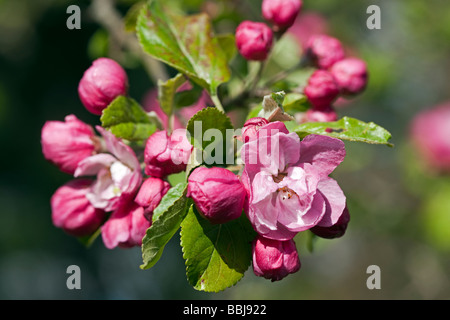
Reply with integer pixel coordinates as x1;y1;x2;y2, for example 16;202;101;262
140;182;191;270
216;34;237;63
293;116;393;146
180;206;256;292
124;1;146;33
173;83;204;109
157;73;186;117
282;93;311;113
186;107;233;151
101;96;159;141
136;0;231;95
152;182;187;222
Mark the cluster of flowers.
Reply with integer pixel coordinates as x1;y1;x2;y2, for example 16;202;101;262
42;0;354;282
235;0;368;123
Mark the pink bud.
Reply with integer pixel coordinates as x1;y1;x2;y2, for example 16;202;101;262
101;200;150;249
262;0;302;30
144;129;193;178
305;106;338;122
51;179;105;237
410;102;450;172
304;70;340;109
236;21;273;61
78;58;128;115
311;205;350;238
330;58;368;96
41;115;99;175
306;34;345;69
135;177;171;220
241;117;269;143
252;236;300;281
187;167;246;224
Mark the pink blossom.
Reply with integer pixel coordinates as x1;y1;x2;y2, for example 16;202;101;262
305;34;345;69
262;0;303;31
41;115;100;175
288;12;329;49
78;58;128;115
51;179;105;237
305;106;338;122
241;117;269;143
144;129;193;178
241;122;346;240
330;58;368;96
236;21;273;61
410;102;450;172
252;235;300;281
304;70;340;109
101;200;150;249
74;126;142;212
187;167;246;224
135;177;171;220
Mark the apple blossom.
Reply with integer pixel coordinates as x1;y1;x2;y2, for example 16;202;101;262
305;34;345;69
236;21;273;61
262;0;302;31
135;177;171;220
330;57;368;96
304;70;340;109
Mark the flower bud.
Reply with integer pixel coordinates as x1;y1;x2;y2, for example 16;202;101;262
252;236;300;281
236;21;273;61
101;200;150;249
78;58;128;115
305;106;338;122
262;0;302;31
311;205;350;238
241;117;269;143
41;115;99;174
135;177;171;220
51;179;105;237
330;58;368;96
304;70;340;109
187;167;246;224
305;34;345;69
410;102;450;172
144;129;193;178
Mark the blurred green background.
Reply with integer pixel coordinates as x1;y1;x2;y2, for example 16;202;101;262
0;0;449;299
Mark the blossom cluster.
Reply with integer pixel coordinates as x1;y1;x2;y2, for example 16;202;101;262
41;0;361;283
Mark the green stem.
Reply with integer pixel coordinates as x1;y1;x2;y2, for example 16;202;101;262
211;94;225;113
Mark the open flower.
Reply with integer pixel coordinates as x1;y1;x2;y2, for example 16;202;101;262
241;122;346;240
74;126;142;212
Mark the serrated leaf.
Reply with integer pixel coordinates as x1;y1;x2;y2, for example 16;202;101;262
186;107;234;151
136;1;231;95
140;182;191;270
158;73;186;117
101;96;160;141
152;182;187;222
294;116;393;146
180;206;256;292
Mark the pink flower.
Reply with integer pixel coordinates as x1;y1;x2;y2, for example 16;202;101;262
144;129;193;178
311;204;350;238
135;177;171;220
187;167;246;224
41;115;100;175
101;200;150;249
236;21;273;61
241;117;269;143
262;0;303;31
252;235;300;281
78;58;128;115
410;102;450;172
304;70;340;109
74;126;142;212
330;58;368;96
241;122;347;240
51;179;105;237
305;34;345;69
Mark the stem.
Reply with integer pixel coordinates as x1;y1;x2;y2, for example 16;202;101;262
90;0;169;83
211;94;225;113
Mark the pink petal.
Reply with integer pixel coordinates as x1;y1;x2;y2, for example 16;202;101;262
298;134;346;178
74;153;117;177
315;177;346;227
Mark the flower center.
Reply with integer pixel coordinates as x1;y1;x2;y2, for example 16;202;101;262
272;172;287;183
277;186;298;201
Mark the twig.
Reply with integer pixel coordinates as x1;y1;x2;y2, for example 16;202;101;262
90;0;169;83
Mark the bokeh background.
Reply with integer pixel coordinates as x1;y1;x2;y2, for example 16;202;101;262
1;0;449;299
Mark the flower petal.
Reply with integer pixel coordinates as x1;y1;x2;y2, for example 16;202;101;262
74;153;117;177
316;177;346;227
